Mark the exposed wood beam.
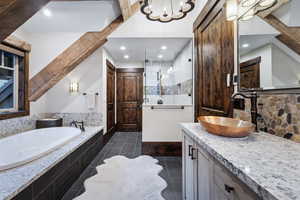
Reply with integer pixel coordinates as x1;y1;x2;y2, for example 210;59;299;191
276;34;300;55
0;0;51;42
118;0;140;21
262;14;300;43
2;35;31;52
29;16;123;101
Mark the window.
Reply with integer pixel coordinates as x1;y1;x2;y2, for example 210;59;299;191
0;50;19;111
0;44;29;119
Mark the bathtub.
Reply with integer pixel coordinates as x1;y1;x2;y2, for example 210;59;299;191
0;127;81;171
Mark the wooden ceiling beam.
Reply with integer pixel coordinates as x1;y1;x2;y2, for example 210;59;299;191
0;0;51;42
118;0;140;21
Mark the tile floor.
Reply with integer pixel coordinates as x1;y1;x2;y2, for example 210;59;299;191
62;132;182;200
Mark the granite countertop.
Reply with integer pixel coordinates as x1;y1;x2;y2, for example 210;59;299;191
181;123;300;200
0;126;103;200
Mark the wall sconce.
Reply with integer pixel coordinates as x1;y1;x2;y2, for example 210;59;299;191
69;82;79;93
226;0;238;21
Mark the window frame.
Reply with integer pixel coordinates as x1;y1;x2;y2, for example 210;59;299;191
0;52;19;112
0;43;29;120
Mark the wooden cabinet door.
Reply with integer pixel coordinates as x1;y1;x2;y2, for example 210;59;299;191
107;60;116;135
194;0;234;119
183;134;196;200
117;68;144;132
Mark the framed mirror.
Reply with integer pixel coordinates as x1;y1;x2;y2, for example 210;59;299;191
238;0;300;92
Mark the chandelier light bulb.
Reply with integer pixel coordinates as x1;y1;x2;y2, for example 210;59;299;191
259;0;276;7
241;0;258;7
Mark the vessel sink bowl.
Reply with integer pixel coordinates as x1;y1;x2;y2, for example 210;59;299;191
197;116;254;138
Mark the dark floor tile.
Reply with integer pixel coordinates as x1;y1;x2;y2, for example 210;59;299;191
63;131;182;200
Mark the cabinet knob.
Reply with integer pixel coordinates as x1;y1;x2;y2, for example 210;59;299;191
224;184;234;193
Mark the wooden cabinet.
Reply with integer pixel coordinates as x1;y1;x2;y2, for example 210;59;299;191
194;0;234;119
182;131;258;200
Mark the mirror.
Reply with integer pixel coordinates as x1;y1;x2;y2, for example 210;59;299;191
238;0;300;91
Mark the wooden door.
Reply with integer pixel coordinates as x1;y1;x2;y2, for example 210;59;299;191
240;57;261;89
106;60;116;136
117;68;144;132
194;0;234;119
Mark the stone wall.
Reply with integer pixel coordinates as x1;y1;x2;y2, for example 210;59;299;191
234;94;300;142
0;112;102;139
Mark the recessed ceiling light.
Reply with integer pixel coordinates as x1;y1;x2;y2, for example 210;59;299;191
120;46;126;50
242;43;249;48
161;46;167;50
124;55;129;59
43;8;52;17
158;54;163;59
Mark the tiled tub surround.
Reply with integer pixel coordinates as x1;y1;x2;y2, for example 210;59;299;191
234;94;300;142
181;123;300;200
44;112;103;127
145;79;193;96
0;112;103;139
0;114;46;138
0;126;104;200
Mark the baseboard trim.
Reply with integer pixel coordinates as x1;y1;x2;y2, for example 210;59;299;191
142;142;182;156
103;126;116;144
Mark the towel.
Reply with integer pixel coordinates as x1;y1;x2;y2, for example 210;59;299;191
86;94;96;110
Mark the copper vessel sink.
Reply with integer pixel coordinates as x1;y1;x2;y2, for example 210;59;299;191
197;116;254;138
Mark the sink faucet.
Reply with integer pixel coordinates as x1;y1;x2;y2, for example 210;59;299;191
231;92;258;132
70;121;85;132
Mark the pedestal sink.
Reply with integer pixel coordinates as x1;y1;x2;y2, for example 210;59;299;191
197;116;254;138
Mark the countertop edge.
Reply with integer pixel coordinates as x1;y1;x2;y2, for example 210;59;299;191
0;126;103;200
180;123;277;200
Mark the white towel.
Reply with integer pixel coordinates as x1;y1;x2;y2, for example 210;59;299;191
86;94;96;110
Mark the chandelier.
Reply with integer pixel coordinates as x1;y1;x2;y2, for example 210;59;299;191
140;0;195;23
226;0;278;21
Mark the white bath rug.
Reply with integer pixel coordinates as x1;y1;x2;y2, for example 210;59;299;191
74;155;167;200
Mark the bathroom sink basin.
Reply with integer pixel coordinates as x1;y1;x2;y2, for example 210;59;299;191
197;116;254;138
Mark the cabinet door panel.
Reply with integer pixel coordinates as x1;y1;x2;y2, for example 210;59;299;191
197;149;212;200
183;135;195;200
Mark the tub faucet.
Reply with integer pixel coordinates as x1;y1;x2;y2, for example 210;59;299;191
70;121;85;132
231;92;258;132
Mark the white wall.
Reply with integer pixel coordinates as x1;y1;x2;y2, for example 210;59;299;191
241;44;273;88
142;105;193;142
272;45;300;87
13;30;84;78
44;47;103;113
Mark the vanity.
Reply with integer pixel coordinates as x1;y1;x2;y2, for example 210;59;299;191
181;123;300;200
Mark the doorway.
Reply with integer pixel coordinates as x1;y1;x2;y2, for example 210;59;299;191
116;68;144;132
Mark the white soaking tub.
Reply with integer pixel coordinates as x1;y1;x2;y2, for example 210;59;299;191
0;127;81;171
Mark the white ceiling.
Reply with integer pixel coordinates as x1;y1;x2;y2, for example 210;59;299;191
18;0;120;33
104;38;191;62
